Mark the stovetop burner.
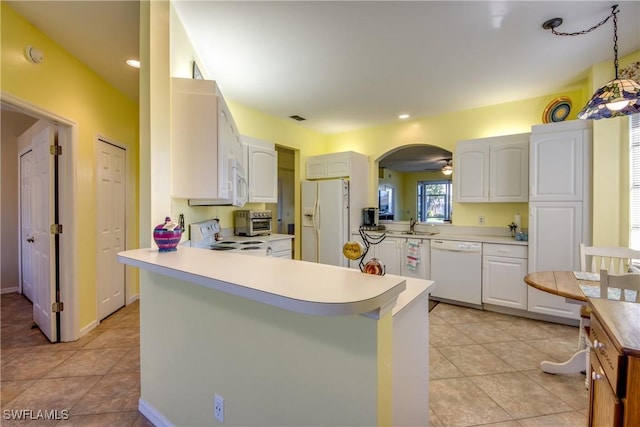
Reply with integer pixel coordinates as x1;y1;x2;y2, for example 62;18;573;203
210;246;236;251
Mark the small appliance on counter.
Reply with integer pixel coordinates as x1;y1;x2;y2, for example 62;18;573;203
361;207;384;231
234;210;272;236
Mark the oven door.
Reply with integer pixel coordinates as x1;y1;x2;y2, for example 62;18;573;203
250;218;272;235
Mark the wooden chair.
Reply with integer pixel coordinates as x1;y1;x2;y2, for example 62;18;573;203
599;269;640;302
578;243;640;388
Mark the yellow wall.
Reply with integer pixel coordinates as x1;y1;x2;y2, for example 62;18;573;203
168;6;326;257
1;4;140;330
325;88;586;229
591;52;640;246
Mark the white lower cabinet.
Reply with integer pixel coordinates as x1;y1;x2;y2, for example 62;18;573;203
348;234;404;275
401;238;430;279
482;244;528;310
348;235;430;279
268;237;292;259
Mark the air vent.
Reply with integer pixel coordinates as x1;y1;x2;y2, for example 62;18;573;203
289;115;306;121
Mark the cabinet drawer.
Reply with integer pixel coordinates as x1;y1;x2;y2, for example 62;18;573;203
590;315;624;396
269;238;292;252
483;244;527;258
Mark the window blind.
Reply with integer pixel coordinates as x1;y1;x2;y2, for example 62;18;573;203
630;114;640;249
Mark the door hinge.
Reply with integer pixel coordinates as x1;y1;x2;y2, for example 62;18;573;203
50;224;63;234
52;302;64;312
50;145;62;156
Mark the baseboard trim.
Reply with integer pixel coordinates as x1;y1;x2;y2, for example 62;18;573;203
139;398;174;427
127;294;140;305
79;320;99;337
1;287;19;294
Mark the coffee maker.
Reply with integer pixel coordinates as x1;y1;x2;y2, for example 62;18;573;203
362;207;380;230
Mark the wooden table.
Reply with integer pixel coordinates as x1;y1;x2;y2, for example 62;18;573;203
524;271;593;375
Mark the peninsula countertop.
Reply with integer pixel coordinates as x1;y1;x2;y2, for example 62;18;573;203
118;246;420;317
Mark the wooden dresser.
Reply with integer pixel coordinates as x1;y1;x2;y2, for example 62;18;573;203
588;298;640;427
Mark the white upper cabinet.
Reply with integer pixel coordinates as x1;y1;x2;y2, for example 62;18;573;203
454;141;489;202
170;78;243;203
529;121;591;202
454;133;529;203
306;152;360;179
242;136;277;203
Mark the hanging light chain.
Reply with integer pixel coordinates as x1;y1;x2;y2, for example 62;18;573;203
549;5;618;37
548;5;620;78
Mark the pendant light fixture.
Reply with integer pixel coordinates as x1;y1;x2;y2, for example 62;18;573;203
543;4;640;120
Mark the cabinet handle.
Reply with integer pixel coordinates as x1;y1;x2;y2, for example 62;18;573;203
593;340;605;349
592;371;603;381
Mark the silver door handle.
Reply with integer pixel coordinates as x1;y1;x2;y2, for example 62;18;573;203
27;237;35;243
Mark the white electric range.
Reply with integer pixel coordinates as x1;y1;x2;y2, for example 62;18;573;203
189;219;269;257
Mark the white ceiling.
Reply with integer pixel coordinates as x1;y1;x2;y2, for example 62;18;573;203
7;1;640;136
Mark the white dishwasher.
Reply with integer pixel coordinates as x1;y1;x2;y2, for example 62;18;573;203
430;239;482;306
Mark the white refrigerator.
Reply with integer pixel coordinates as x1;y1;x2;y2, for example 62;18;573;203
301;179;350;267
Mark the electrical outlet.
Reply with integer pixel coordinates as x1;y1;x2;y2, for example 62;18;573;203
478;216;485;225
214;394;224;423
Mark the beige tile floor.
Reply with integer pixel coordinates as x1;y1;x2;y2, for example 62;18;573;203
2;293;588;426
429;302;589;427
1;293;152;426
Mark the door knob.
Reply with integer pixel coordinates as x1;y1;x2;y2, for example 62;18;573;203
27;237;35;243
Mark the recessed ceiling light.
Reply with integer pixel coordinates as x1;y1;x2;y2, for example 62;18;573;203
398;114;410;120
126;59;140;68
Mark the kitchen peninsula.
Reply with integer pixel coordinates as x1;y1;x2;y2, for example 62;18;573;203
118;246;434;426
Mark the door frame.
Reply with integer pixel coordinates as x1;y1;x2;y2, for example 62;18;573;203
94;135;129;319
4;91;79;342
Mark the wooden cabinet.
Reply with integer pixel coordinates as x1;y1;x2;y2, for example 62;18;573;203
454;133;529;203
242;136;277;203
482;244;528;310
170;77;243;203
588;299;640;427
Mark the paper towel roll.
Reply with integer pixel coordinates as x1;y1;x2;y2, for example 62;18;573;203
514;213;521;232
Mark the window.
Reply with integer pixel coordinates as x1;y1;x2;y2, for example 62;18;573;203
378;185;395;220
630;114;640;249
417;180;452;222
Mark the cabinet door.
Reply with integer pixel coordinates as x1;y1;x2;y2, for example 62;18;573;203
490;140;528;202
527;202;582;319
528;202;583;272
454;140;489;202
306;152;352;179
171;78;221;199
248;145;277;203
530;129;586;202
401;239;430;279
482;255;528;309
375;238;403;276
589;351;622;427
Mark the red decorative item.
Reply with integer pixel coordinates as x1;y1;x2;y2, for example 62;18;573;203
153;217;183;252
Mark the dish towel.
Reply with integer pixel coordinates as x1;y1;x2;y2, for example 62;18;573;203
406;242;420;270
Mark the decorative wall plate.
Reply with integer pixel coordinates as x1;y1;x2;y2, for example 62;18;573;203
542;96;572;123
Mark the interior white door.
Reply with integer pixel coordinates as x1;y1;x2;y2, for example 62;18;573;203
20;150;35;302
31;124;57;342
97;140;126;321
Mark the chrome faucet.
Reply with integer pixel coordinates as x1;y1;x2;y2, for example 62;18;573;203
409;217;417;234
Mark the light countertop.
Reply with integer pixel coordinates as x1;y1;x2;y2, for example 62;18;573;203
118;246;433;317
354;231;528;246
